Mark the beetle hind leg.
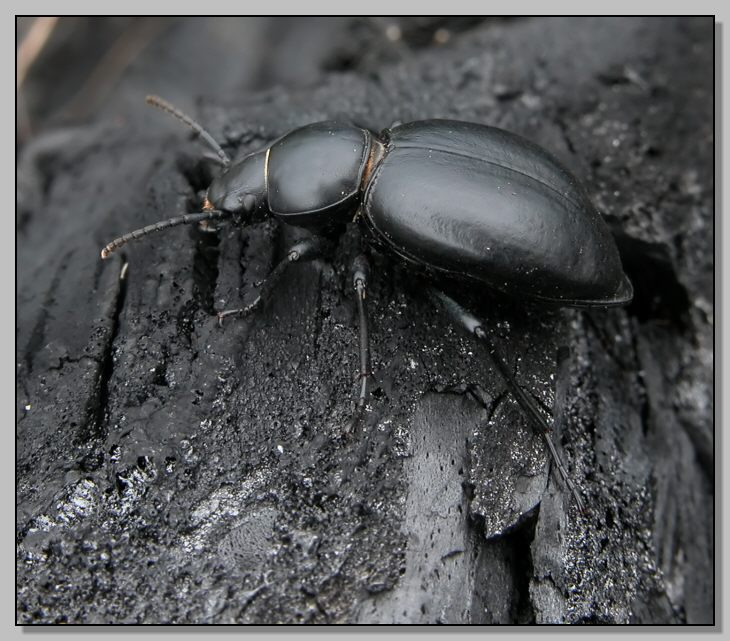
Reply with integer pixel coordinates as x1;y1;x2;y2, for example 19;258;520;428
217;236;322;325
428;288;585;513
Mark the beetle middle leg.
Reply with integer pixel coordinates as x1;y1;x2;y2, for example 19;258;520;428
217;236;322;325
428;288;585;512
347;254;373;432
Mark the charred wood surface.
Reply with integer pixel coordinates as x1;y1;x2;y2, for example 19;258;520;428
17;17;713;624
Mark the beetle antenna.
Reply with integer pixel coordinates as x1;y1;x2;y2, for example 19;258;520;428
100;210;230;259
146;95;231;168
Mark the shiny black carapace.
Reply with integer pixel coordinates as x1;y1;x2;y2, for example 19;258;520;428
101;96;634;511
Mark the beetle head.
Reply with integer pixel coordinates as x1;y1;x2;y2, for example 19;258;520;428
206;150;267;222
99;97;270;260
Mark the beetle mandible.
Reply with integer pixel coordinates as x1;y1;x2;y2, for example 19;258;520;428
101;96;634;512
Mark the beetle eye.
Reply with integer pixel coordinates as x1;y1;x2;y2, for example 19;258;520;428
241;194;256;213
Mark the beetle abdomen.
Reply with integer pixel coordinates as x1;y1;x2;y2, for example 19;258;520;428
267;122;370;222
363;120;632;306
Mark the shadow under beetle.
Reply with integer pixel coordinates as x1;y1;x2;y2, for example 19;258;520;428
101;96;634;512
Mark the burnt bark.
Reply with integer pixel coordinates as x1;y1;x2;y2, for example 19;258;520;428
17;17;713;624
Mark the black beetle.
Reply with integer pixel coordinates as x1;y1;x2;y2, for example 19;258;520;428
101;96;633;512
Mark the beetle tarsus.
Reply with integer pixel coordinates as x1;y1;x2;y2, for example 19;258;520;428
217;299;261;326
215;237;322;326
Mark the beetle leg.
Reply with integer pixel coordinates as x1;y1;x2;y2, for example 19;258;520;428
347;254;372;431
428;288;585;513
216;237;322;326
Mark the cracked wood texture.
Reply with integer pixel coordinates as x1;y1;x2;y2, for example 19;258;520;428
17;17;713;624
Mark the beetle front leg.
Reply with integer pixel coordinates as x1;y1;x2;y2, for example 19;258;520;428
217;236;322;325
428;288;585;513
